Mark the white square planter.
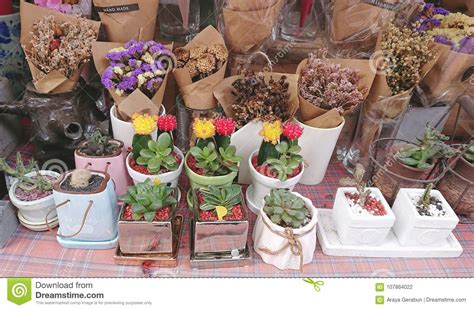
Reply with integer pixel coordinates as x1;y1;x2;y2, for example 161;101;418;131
392;188;459;247
332;187;395;246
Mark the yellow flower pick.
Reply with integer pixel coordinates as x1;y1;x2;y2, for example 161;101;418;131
215;206;228;221
153;178;161;185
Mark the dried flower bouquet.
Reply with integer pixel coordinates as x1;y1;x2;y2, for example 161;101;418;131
231;70;292;129
92;39;174;121
296;49;375;129
356;21;439;159
415;3;474;102
20;2;100;93
172;26;228;109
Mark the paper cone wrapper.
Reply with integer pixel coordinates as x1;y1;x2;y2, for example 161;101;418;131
213;72;299;122
422;43;474;103
295;57;376;128
20;2;100;94
330;0;399;43
172;25;228;110
93;0;159;43
92;41;173;121
222;0;284;54
226;0;278;11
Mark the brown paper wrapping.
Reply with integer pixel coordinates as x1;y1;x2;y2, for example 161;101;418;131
20;2;101;94
92;41;173;121
330;0;400;43
422;43;474;103
93;0;159;43
222;0;284;54
357;36;442;157
213;72;299;122
295;58;376;128
172;25;227;110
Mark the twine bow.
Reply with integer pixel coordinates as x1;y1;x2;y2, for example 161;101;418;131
258;218;311;272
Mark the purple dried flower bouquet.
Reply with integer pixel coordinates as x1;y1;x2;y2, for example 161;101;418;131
101;40;175;99
299;51;365;113
415;3;473;55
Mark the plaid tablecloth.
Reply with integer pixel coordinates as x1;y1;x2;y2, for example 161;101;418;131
1;148;473;278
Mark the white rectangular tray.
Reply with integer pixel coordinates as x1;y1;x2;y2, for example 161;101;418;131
316;208;463;258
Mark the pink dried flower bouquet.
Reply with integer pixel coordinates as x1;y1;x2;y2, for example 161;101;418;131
34;0;91;17
299;51;365;113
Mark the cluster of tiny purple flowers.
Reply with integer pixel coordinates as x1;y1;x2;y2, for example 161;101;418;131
101;40;175;98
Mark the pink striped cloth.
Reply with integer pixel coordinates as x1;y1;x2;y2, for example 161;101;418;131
1;149;473;278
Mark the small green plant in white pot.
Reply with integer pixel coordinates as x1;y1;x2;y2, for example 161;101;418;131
392;184;459;247
1;153;60;229
253;189;317;271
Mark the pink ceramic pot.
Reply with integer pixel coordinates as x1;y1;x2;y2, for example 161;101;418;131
74;139;130;196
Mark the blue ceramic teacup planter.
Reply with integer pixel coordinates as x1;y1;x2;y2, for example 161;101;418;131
50;169;119;250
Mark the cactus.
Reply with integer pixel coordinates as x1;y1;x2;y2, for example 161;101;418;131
418;183;433;209
70;169;92;188
339;164;371;207
136;132;178;173
199;185;242;213
79;130;119;156
120;181;177;222
263;189;309;228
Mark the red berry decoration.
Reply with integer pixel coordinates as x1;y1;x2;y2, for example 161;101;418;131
157;114;177;132
282;122;303;140
49;39;61;51
214;117;236;136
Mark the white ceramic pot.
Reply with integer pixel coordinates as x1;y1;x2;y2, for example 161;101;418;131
8;171;60;223
392;188;459;247
247;149;304;214
332;187;396;246
229;121;263;185
253;192;318;270
296;117;345;185
125;146;184;187
110;105;164;150
53;171;119;243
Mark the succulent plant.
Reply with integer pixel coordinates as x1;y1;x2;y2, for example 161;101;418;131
120;181;177;222
189;142;241;176
339;164;371;207
265;141;303;181
219;145;241;173
199;185;242;215
463;143;474;163
395;126;457;169
0;152;36;181
0;153;54;192
263;189;309;229
418;183;434;209
79;129;119;156
136;133;178;174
